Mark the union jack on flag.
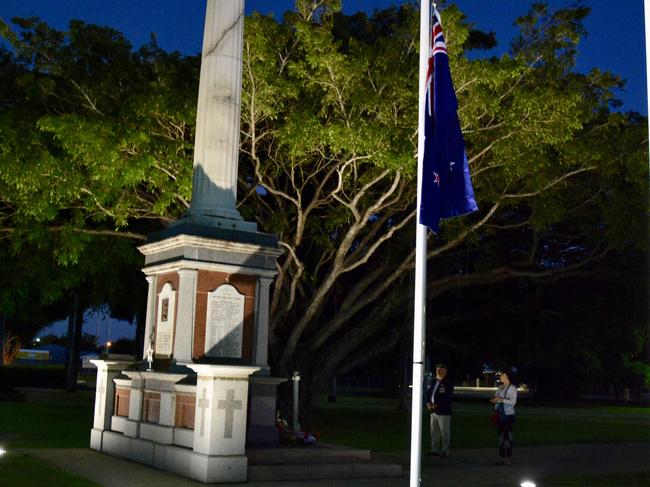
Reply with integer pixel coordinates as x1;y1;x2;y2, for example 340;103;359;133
419;5;478;233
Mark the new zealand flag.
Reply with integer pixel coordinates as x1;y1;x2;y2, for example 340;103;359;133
419;7;478;233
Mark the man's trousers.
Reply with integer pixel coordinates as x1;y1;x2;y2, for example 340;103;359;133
430;413;451;454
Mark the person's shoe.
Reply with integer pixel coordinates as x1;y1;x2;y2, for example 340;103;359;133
494;459;505;466
439;452;449;459
504;458;512;465
425;451;439;457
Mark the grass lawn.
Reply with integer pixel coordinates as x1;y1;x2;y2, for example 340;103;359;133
305;396;650;452
0;402;93;449
1;394;648;454
545;471;650;487
0;451;99;487
0;392;648;486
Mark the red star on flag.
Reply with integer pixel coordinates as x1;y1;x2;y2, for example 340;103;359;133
433;172;441;187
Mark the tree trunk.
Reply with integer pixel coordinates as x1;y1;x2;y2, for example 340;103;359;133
0;314;5;367
66;294;83;392
397;335;410;411
327;377;337;403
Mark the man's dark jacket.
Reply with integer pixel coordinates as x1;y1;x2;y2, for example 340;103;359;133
425;377;454;415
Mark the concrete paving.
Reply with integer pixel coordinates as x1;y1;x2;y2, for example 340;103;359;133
22;441;650;487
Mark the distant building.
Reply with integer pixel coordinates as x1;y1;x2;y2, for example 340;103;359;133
35;344;67;364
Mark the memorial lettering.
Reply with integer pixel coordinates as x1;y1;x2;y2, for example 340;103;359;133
205;284;245;358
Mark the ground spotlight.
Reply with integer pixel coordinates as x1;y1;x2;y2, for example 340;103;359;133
520;481;536;487
0;447;7;456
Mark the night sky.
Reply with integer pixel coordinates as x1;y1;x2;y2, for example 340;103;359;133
1;0;647;114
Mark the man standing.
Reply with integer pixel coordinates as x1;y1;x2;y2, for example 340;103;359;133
425;363;454;458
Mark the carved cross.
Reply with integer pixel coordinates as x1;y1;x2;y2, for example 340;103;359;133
95;377;106;417
218;389;242;439
198;388;210;437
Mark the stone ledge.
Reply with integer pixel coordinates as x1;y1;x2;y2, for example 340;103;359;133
146;222;277;248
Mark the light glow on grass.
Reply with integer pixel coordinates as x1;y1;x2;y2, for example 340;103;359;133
521;481;536;487
0;447;7;456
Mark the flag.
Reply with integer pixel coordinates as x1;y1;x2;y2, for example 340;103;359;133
419;6;478;233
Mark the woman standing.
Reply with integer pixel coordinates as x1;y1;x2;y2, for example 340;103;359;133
490;369;517;465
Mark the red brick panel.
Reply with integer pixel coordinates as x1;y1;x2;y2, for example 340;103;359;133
175;393;196;429
114;388;131;417
143;391;161;423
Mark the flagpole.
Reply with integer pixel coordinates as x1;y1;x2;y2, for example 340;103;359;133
409;1;430;486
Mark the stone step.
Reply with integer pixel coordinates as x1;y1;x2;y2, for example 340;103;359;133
246;445;403;481
248;462;403;482
247;446;371;464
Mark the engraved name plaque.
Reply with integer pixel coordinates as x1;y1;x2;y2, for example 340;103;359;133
155;282;176;356
204;284;245;358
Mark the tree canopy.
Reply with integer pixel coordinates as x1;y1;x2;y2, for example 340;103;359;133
0;1;647;401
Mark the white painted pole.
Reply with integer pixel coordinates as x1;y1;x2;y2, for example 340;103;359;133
409;2;430;486
292;371;301;433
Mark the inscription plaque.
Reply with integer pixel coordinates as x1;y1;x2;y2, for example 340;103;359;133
205;284;245;358
155;282;176;356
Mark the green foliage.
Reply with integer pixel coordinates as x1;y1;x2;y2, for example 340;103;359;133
0;16;197;239
625;355;650;389
238;1;647;401
0;17;196;337
0;2;646;403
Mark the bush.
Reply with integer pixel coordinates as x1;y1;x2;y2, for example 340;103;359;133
0;365;67;390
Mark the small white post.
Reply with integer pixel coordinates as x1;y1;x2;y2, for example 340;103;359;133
146;336;154;372
292;371;301;433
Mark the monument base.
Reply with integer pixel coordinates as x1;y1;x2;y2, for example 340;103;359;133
91;364;259;484
96;430;248;483
247;374;287;446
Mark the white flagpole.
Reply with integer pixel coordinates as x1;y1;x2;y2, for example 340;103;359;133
409;1;430;486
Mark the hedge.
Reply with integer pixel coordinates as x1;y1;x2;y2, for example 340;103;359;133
0;365;67;390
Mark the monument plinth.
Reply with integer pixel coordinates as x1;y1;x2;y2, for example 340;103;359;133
90;1;284;483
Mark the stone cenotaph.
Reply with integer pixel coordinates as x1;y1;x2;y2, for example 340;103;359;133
90;1;283;482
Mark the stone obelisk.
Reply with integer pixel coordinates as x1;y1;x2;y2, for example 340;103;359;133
180;0;255;231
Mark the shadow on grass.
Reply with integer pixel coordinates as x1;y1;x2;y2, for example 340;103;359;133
545;470;650;487
0;452;99;487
